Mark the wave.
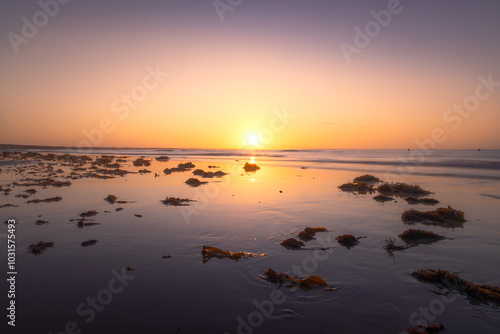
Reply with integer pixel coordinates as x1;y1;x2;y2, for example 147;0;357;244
276;158;500;170
4;146;500;173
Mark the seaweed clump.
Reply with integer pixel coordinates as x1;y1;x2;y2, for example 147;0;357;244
411;269;500;304
35;220;49;225
353;174;381;183
27;196;62;203
104;194;117;204
384;229;448;255
29;241;54;255
178;162;195;169
79;210;98;217
201;246;268;263
243;162;260;172
280;238;305;250
260;268;333;291
377;182;431;196
0;204;19;208
185;178;207;187
399;229;445;244
383;237;410;255
338;181;375;194
155;156;170;161
163;162;196;175
133;158;151;167
405;197;440;205
81;240;98;247
192;169;227;178
297;227;327;241
373;194;394;203
75;219;100;228
161;197;195;206
402;206;465;227
407;324;445;334
336;234;366;249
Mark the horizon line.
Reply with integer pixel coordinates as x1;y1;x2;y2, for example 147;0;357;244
0;144;497;151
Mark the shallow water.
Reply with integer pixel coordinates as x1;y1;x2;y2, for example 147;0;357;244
0;153;499;334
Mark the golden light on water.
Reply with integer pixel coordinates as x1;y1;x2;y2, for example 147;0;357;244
250;156;256;164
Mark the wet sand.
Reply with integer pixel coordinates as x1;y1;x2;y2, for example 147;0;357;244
1;152;499;333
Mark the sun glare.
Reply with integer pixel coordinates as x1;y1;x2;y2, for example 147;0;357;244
247;134;259;146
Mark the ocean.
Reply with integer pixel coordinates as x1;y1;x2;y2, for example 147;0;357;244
7;147;500;180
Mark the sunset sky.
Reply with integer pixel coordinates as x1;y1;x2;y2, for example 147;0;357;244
1;0;499;150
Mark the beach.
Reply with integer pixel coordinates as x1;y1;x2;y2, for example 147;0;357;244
0;149;499;333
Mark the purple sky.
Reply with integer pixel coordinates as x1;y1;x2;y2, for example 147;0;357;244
1;0;499;149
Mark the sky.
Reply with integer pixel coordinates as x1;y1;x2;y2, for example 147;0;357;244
1;0;499;150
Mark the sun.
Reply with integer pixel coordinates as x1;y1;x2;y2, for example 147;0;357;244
247;134;259;146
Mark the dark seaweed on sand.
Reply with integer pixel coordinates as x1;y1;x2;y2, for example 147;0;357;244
281;227;328;250
163;162;196;175
336;234;366;248
185;178;207;187
132;158;151;167
161;197;196;206
412;269;500;304
0;204;18;208
405;196;440;205
80;210;98;217
27;196;62;203
338;181;375;194
178;162;195;169
104;194;117;204
201;246;267;263
399;229;445;244
81;240;98;247
243;162;260;172
353;174;382;183
385;229;447;255
297;227;327;241
280;238;305;250
383;238;410;255
373;194;394;203
402;206;465;228
407;324;445;334
192;169;227;178
29;241;54;255
377;182;431;196
261;268;332;291
76;219;100;228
